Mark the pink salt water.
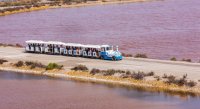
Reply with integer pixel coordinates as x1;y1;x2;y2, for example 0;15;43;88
0;71;199;109
0;0;199;60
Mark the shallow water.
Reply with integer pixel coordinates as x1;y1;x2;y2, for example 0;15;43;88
0;0;200;61
0;71;200;109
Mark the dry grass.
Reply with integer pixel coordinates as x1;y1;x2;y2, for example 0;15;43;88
134;53;148;58
0;43;23;48
170;57;177;61
71;65;88;71
0;59;8;64
65;71;200;96
121;52;133;57
0;5;50;16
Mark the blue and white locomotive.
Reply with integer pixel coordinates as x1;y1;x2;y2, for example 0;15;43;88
25;40;123;61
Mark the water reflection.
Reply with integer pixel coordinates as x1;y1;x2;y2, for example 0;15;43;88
0;71;200;109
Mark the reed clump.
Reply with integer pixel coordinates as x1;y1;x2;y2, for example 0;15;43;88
181;58;192;62
0;43;23;48
0;59;8;64
134;53;148;58
121;52;133;57
164;74;197;87
13;61;63;70
90;68;155;80
170;57;177;61
71;65;88;71
0;5;50;16
14;61;24;67
25;61;46;69
66;70;199;96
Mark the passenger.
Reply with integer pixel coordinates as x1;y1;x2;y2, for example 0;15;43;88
33;43;36;52
58;45;60;54
38;44;41;52
86;48;88;54
28;44;31;50
76;47;78;55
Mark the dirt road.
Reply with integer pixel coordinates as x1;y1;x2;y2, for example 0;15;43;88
1;47;200;81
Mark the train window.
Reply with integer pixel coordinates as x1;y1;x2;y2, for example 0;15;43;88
101;47;105;51
106;47;112;51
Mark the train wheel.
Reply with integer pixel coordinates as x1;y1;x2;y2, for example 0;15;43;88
100;56;104;60
112;56;116;61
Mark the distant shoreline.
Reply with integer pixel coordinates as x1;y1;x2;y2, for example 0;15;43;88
0;0;154;16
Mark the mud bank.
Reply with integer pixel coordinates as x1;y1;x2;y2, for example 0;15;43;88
0;0;153;16
0;65;200;96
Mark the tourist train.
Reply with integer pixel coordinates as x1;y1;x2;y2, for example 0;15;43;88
25;40;123;61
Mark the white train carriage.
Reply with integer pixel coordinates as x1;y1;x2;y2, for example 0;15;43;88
25;40;46;53
25;40;123;61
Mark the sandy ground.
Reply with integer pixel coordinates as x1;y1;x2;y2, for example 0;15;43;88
1;47;200;82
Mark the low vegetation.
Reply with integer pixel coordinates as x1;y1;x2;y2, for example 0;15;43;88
163;74;197;87
90;68;154;80
0;59;8;64
181;58;192;62
46;63;63;70
0;0;100;16
14;61;24;67
121;52;133;57
71;65;88;71
0;43;23;48
154;76;161;81
170;57;177;61
170;57;193;62
0;0;43;7
13;61;63;70
89;68;197;87
25;61;46;69
134;53;148;58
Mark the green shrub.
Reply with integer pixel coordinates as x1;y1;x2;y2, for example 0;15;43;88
134;53;148;58
46;63;63;70
71;65;88;71
14;61;24;67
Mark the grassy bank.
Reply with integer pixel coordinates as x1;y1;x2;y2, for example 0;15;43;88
0;59;200;97
63;71;200;96
0;0;152;16
0;5;50;16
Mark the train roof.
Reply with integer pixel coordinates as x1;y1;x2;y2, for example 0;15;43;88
25;40;111;49
46;41;65;45
25;40;46;44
